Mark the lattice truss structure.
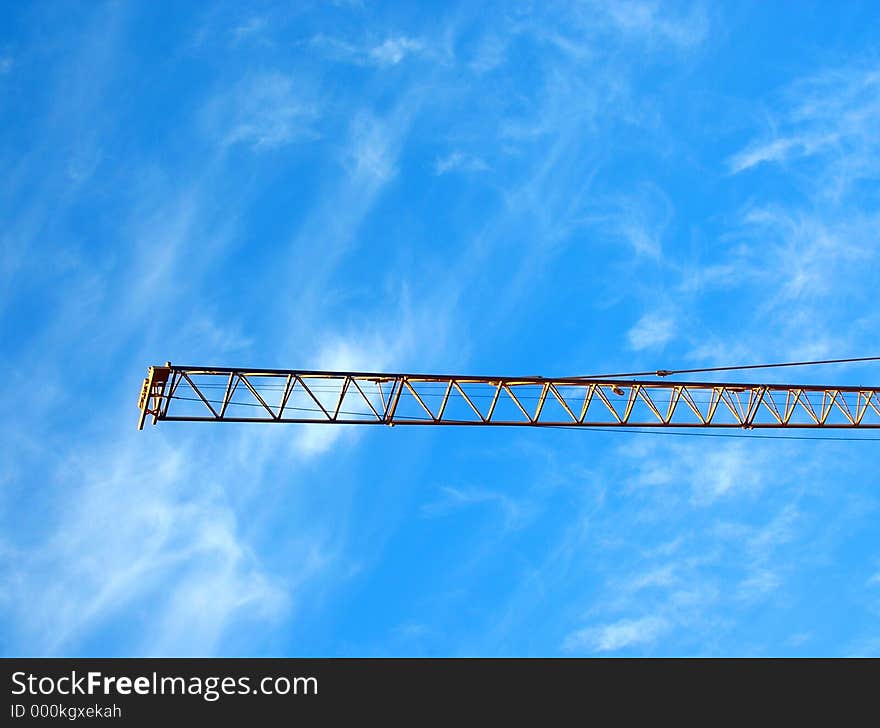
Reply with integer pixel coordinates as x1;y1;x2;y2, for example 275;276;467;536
137;365;880;431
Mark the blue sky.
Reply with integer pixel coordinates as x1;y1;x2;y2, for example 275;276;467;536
2;1;880;656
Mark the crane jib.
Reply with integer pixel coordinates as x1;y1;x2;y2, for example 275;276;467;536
136;364;880;432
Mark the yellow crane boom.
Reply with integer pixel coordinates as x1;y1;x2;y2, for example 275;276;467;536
137;363;880;432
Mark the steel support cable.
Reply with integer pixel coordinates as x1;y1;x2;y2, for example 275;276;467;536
575;355;880;379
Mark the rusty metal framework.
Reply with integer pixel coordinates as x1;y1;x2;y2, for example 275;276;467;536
138;364;880;431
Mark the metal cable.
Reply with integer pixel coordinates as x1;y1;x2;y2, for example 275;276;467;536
575;355;880;379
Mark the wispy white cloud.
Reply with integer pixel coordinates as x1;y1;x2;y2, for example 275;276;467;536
739;206;868;304
433;151;489;175
671;202;875;368
665;68;880;373
728;65;880;194
788;632;811;648
266;97;423;334
563;615;669;652
311;34;425;67
502;435;824;655
205;72;320;150
583;184;673;259
231;16;269;44
421;486;530;530
1;436;288;655
0;4;127;306
728;133;838;174
468;33;508;73
180;315;254;356
736;570;781;604
627;312;675;351
620;564;679;592
292;335;394;457
345;111;401;181
370;37;424;66
616;222;663;258
119;175;229;322
542;0;710;54
743;504;801;554
308;34;360;62
624;440;769;505
603;1;709;49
